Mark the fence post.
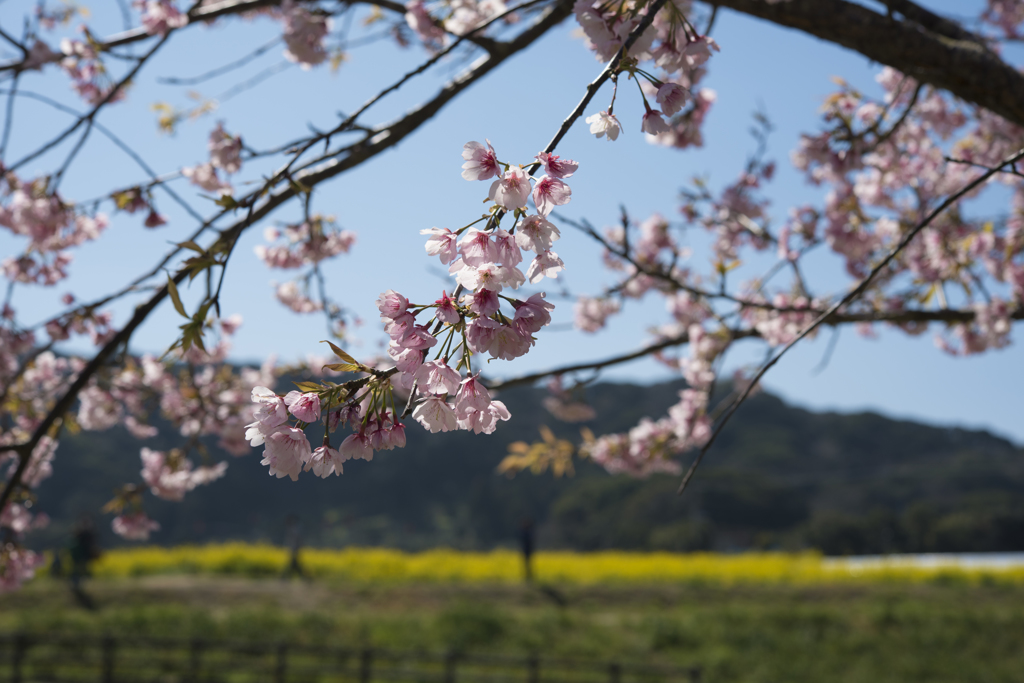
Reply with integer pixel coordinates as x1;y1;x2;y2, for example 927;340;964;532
526;655;540;683
274;643;288;683
608;662;621;683
11;633;27;683
188;639;203;683
443;651;458;683
359;648;373;683
101;636;115;683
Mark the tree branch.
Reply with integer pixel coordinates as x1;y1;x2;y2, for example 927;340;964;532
677;145;1024;496
707;0;1024;128
0;0;574;514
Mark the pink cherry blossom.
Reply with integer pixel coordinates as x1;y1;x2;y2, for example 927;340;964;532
683;35;720;68
525;250;565;283
489;166;531;210
380;422;407;449
421;227;459;264
0;548;44;592
405;0;446;48
585;111;621;141
458;400;511;434
455;262;512;291
656;83;690;116
414;359;462;395
574;296;620;332
466;315;500;353
493;229;523;266
386;311;417;340
486;323;534;360
112;512;161;541
339;431;374;461
136;0;188;37
281;0;331;69
532;176;572;216
377;289;410;319
465;288;500;316
394;324;438;351
251;386;289;428
535;152;578;179
140;448;194;501
459;228;499;266
182;163;232;195
284;391;321;422
307;445;342;477
454;374;491;416
412;396;458;432
209;123;243;175
512;292;555;334
461;140;501;181
641;109;670;135
261;427;310;481
389;344;424;374
515;215;560;253
435;290;461;323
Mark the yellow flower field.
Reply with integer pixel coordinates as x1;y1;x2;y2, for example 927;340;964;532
86;543;1024;585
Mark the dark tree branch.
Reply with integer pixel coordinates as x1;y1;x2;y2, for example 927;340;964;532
707;0;1024;128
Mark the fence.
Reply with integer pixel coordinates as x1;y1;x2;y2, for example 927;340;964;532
0;634;701;683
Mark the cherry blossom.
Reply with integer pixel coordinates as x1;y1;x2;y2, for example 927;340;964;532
525;250;565;283
532;176;572;216
136;0;188;37
307;445;343;477
281;0;331;68
489;166;532;210
412;396;459;433
112;513;161;541
261;427;311;481
462;140;501;181
284;391;321;422
515;215;561;253
586;110;622;141
535;152;578;179
421;227;459;264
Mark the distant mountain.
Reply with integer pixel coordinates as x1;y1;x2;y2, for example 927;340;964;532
29;379;1024;555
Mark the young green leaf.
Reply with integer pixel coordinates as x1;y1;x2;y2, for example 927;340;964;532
167;275;188;318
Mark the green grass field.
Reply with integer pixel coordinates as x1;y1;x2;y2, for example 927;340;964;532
3;570;1023;683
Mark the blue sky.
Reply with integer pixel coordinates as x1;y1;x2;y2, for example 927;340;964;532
2;0;1022;443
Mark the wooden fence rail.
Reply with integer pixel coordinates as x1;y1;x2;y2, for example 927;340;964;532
0;633;701;683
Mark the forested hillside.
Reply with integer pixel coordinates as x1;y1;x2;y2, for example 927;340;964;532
30;379;1024;555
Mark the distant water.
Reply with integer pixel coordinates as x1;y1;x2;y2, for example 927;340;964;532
824;552;1024;569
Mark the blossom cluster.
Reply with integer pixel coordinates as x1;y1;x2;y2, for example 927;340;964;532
244;140;574;478
550;59;1024;481
183;123;244;196
255;214;356;318
0;175;108;287
575;0;718;147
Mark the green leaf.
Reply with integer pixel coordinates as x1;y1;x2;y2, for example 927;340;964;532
167;276;187;318
322;362;360;373
293;381;323;393
177;240;206;254
321;340;358;366
214;194;239;210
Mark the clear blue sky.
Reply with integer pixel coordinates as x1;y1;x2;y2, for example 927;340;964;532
2;0;1022;444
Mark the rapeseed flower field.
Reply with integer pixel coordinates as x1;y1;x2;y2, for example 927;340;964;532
88;543;1024;585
